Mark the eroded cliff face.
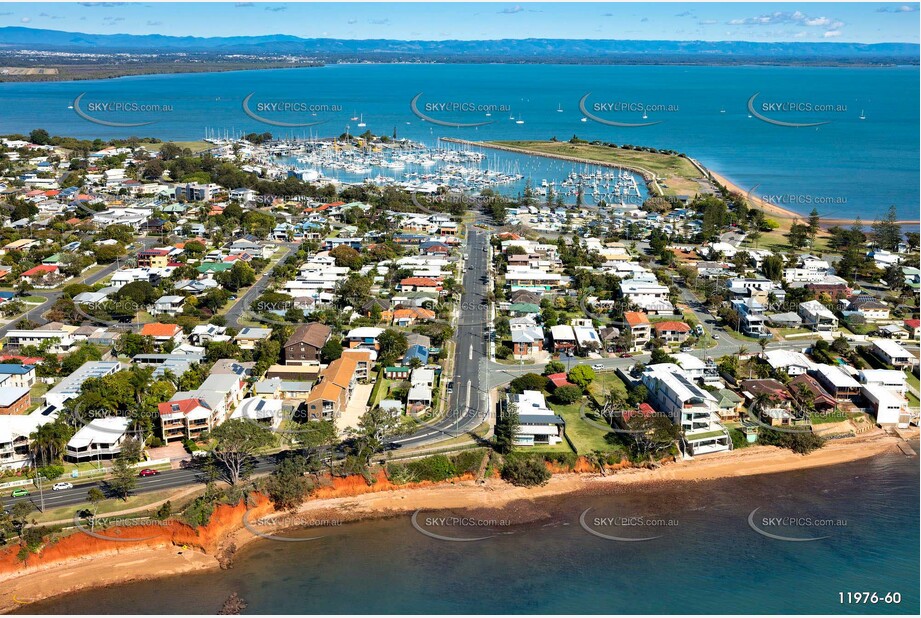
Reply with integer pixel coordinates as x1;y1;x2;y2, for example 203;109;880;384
0;494;275;579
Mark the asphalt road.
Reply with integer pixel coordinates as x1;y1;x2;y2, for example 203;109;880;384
389;225;491;449
1;457;276;514
223;241;297;329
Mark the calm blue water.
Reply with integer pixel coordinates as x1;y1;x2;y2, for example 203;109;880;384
19;448;920;615
0;64;917;219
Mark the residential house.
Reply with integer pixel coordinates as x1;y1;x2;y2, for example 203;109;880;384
305;357;358;422
858;369;907;396
512;326;545;360
65;417;131;461
810;364;862;401
283;323;333;365
140;322;183;348
798;300;838;332
641;363;731;455
44;361;121;409
234;327;273;350
839;295;890;321
862;384;910;428
0;364;37;389
506;390;564;446
870;339;915;368
787;374;837;412
653;321;692;345
619;312;652;352
0;387;30;415
151;295;186;316
158;398;217;443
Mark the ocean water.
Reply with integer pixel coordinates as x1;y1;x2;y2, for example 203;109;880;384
0;64;917;220
19;448;920;615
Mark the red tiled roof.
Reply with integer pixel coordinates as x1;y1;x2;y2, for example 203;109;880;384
904;319;920;329
547;373;573;388
158;398;208;417
400;277;439;287
140;323;182;338
653;321;691;333
624;311;650;327
21;264;58;277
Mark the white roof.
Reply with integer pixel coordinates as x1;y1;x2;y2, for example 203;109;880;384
858;369;906;386
672;353;706;371
813;364;860;389
872;339;912;359
550;324;576;340
764;350;816;370
68;417;131;448
346;327;384;339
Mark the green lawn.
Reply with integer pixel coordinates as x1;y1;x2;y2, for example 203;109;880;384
586;372;629;405
521;442;574;454
906;371;919;391
551;401;622;454
907;391;920;409
489;140;702;196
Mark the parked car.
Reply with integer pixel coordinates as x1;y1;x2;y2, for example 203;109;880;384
52;482;73;491
619;353;632;358
591;363;605;371
138;469;159;477
712;333;720;340
11;488;29;497
446;381;454;394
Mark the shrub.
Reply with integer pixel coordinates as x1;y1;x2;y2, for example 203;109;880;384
553;384;583;404
156;500;173;520
542;452;578;470
500;455;551;487
759;428;825;454
451;449;487;476
388;454;457;483
38;465;65;481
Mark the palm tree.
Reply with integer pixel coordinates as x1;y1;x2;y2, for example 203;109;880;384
29;421;71;466
758;338;769;358
748;392;775;422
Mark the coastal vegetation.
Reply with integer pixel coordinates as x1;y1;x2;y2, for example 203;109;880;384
488;139;702;197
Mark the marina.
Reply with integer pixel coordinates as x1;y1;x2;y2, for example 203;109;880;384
205;132;649;206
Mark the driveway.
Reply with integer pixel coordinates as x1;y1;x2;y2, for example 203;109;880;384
337;383;374;436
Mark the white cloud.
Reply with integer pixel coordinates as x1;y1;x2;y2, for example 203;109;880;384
498;5;524;15
727;10;844;31
823;30;842;38
876;5;918;13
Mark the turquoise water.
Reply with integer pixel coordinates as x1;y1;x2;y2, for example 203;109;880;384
0;64;917;220
19;448;920;614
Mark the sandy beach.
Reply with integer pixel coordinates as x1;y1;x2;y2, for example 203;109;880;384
0;431;909;614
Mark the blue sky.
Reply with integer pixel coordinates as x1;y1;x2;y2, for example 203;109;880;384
0;2;917;42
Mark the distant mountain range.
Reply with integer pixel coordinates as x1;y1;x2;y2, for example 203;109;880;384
0;26;917;65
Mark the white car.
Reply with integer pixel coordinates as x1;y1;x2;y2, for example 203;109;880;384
591;363;605;371
52;482;73;491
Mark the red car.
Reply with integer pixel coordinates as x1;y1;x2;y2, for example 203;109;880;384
619;353;632;358
138;469;159;477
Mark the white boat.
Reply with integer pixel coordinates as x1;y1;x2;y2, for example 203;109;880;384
642;110;648;120
580;117;587;122
859;110;866;120
516;115;525;125
357;114;366;128
557;103;563;112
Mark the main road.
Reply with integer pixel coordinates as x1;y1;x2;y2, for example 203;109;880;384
388;225;492;449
